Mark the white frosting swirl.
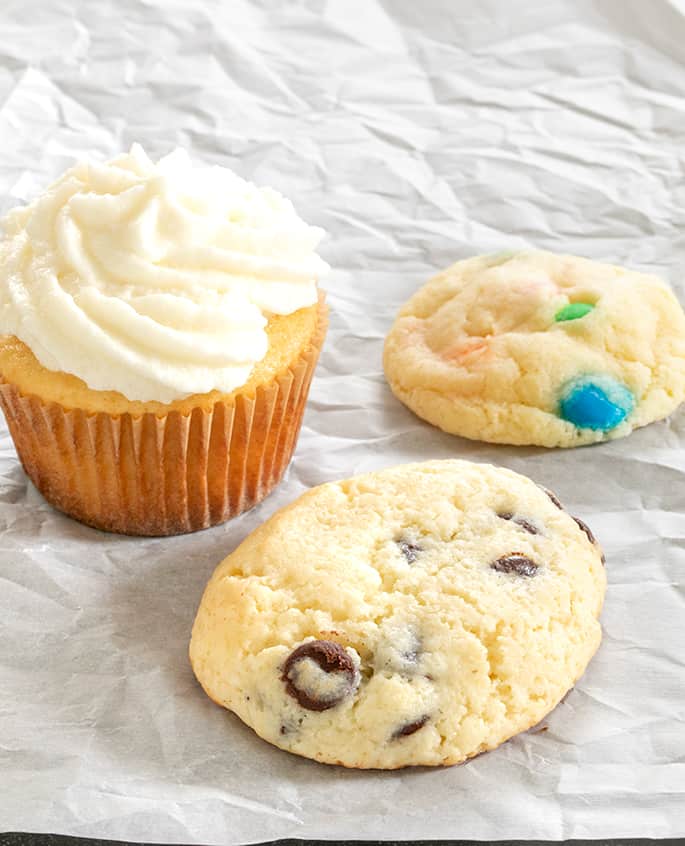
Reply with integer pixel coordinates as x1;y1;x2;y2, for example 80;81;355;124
0;145;328;402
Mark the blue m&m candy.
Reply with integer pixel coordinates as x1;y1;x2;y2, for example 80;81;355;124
559;376;635;432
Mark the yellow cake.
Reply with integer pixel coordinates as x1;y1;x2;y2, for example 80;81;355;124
0;145;329;535
0;305;320;415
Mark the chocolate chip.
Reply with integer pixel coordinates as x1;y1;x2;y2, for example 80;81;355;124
397;539;422;563
573;516;605;563
573;516;596;545
401;645;419;664
280;724;288;736
540;486;564;510
282;640;359;712
491;553;539;577
392;714;429;739
498;512;540;535
374;628;422;676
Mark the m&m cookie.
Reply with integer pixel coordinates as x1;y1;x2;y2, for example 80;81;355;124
383;250;685;447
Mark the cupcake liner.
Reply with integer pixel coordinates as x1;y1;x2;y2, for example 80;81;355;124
0;298;328;536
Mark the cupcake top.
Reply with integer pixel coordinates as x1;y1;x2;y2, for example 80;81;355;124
0;145;328;402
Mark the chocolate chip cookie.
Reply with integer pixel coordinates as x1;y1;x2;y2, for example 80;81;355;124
189;459;606;768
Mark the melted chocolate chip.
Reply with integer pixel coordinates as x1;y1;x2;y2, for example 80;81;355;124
397;539;422;564
401;645;419;664
541;486;564;510
374;628;422;676
573;516;596;545
491;553;539;578
400;628;422;666
498;512;540;535
282;640;359;712
392;714;429;739
573;516;605;564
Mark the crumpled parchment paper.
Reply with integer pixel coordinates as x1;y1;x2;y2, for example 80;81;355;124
1;0;684;841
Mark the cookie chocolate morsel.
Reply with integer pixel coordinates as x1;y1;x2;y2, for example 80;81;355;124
491;553;539;578
392;714;430;740
397;538;422;563
498;512;540;535
282;640;359;711
573;516;605;564
373;626;423;676
573;516;596;545
541;486;564;510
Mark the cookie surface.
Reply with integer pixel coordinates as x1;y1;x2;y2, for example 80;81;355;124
189;460;606;769
383;251;685;447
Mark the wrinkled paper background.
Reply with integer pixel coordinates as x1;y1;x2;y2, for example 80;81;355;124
1;0;685;841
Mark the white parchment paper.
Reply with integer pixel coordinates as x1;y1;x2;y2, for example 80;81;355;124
1;0;684;841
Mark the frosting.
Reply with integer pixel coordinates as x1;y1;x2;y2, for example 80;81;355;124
0;145;328;402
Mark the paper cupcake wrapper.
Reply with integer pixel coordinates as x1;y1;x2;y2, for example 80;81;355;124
0;298;328;536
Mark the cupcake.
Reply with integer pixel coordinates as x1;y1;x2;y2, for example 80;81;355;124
0;145;329;535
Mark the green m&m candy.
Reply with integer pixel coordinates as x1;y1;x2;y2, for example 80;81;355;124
554;302;595;322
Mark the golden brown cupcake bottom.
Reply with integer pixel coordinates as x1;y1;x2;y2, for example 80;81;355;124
0;299;327;536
